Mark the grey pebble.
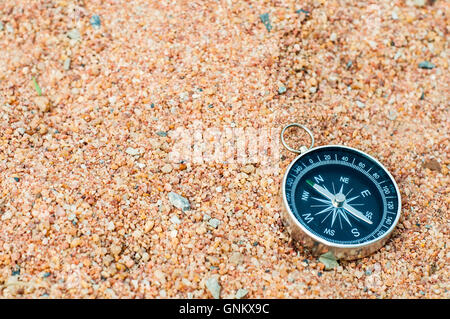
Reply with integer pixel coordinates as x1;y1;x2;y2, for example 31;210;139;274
0;21;4;31
205;276;221;299
208;218;221;228
168;192;190;211
5;23;13;34
156;131;167;137
125;147;140;156
413;0;426;7
235;288;248;299
63;58;71;71
170;215;181;225
67;29;81;41
356;100;365;108
388;110;398;120
229;252;244;265
278;86;287;94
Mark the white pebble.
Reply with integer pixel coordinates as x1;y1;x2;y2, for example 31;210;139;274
107;221;115;231
125;147;141;156
356;100;365;108
330;33;337;42
208;218;221;229
170;215;181;224
1;211;12;220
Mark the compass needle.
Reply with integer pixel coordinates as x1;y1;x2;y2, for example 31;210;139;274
306;180;334;201
311;197;331;204
342;203;373;225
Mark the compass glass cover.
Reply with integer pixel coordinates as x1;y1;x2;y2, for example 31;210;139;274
283;146;400;246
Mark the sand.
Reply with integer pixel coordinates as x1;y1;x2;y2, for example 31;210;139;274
0;0;448;298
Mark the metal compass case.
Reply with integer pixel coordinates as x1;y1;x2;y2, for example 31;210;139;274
280;124;401;260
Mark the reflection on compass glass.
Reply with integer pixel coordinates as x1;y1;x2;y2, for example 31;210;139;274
283;146;400;246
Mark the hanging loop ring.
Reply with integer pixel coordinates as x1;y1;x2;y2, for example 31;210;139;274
280;123;314;154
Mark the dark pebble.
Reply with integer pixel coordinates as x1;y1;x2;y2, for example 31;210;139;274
260;13;272;32
90;15;101;29
418;61;435;69
156;131;167;137
420;92;425;100
423;158;441;172
295;9;310;15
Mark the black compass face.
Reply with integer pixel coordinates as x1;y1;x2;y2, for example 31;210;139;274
283;146;400;246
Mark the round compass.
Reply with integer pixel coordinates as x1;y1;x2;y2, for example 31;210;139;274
280;125;401;260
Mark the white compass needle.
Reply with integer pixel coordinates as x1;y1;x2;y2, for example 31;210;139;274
306;180;334;201
307;179;372;225
342;203;373;225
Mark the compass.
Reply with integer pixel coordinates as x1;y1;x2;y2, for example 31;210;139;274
280;124;401;260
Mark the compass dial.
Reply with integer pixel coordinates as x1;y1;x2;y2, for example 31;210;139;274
282;146;401;247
